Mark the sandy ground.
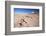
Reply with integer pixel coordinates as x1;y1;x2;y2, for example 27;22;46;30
14;14;39;27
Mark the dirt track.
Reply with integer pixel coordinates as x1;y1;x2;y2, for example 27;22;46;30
14;14;39;27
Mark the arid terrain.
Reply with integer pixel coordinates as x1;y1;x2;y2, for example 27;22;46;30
14;14;39;27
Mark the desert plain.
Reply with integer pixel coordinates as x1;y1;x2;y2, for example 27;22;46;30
14;14;39;27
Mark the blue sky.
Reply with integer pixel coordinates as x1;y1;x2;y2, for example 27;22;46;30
14;8;39;14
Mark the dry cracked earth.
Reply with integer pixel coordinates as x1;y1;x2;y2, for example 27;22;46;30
14;14;39;27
